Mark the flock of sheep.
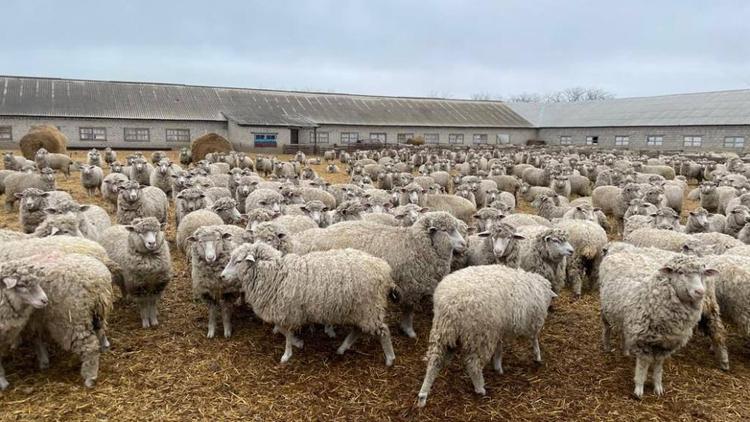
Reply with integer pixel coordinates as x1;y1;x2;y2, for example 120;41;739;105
0;144;749;407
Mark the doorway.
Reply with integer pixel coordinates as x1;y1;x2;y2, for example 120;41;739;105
290;129;299;145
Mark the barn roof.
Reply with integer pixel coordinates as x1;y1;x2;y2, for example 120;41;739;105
0;75;532;128
506;89;750;128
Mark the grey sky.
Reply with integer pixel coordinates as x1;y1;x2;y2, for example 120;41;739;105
2;0;749;99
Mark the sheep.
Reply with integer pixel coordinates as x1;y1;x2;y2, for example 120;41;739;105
0;256;50;391
87;149;103;167
518;183;555;203
654;207;681;231
623;214;658;237
294;212;466;338
170;169;194;200
175;187;212;225
270;215;317;235
687;232;744;255
416;265;555;407
103;147;117;166
43;199;111;242
327;200;366;225
599;254;714;398
222;242;397;366
724;205;750;237
100;218;172;328
34;148;73;178
149;160;178;195
625;228;691;252
115;180;168;225
79;164;103;196
210;197;243;225
16;188;73;233
592;184;641;234
561;202;597;223
502;213;552;228
245;188;284;215
623;199;659;220
32;213;84;237
176;209;224;254
633;163;676;180
502;226;574;293
554;219;608;297
4;168;56;211
392;204;429;227
189;226;243;338
725;193;750;215
685;207;726;234
4;152;34;171
101;172;129;210
246;222;294;254
326;163;339;173
702;254;750;355
421;194;476;224
461;223;522;267
536;195;570;220
569;173;592;196
550;175;571;198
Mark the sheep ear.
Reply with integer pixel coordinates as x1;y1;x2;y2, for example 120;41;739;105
277;233;286;239
245;255;256;263
44;207;56;214
50;227;60;236
124;225;136;232
512;234;526;240
14;193;24;199
78;205;90;212
199;193;206;198
477;231;490;238
221;233;233;240
659;266;675;275
703;268;719;277
186;235;197;243
160;222;167;231
1;277;17;289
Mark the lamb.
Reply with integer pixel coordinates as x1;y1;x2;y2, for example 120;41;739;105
34;148;73;178
210;197;243;225
685;207;726;234
189;226;243;338
294;212;466;338
599;254;714;398
100;218;172;328
724;205;750;237
222;242;397;366
416;265;555;407
176;209;224;254
16;188;73;233
4;168;56;211
79;164;103;196
115;180;168;225
245;188;285;215
0;257;49;390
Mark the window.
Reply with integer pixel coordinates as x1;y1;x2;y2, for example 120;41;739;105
309;131;329;144
683;136;702;147
166;129;190;142
724;136;745;148
473;134;488;144
340;132;359;144
497;134;510;144
615;136;629;146
586;136;599;145
0;126;11;141
254;133;277;148
560;136;572;145
646;135;663;146
424;133;439;144
369;132;387;142
124;128;150;142
80;127;106;141
449;134;464;144
397;133;414;143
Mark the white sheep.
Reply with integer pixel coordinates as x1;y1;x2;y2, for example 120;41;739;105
80;164;103;196
222;242;397;366
4;168;56;211
417;265;555;407
116;180;168;225
15;188;73;233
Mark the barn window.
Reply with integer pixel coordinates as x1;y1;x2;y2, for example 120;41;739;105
369;132;387;143
683;136;702;147
166;129;190;142
724;136;745;148
646;135;663;146
0;126;11;141
80;127;107;141
586;136;599;145
340;132;359;143
560;136;572;145
449;134;464;144
397;133;414;143
309;132;329;144
424;133;439;144
496;134;510;144
254;133;277;148
473;134;488;144
124;128;150;142
615;136;629;146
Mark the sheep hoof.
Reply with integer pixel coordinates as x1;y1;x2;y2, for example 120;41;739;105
474;387;486;396
385;356;395;367
653;384;664;396
632;387;644;400
280;353;292;364
292;338;304;349
84;378;97;388
720;361;730;371
141;319;151;329
417;393;428;408
0;378;9;391
207;329;215;339
401;326;417;339
324;326;337;338
224;329;232;338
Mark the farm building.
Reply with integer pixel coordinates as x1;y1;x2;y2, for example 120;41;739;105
0;75;748;153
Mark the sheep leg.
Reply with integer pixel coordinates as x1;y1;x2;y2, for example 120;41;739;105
632;355;652;399
337;329;361;355
221;301;233;338
652;357;665;396
81;350;100;388
207;304;218;338
148;296;159;327
280;329;296;364
399;309;417;338
0;358;8;391
417;349;447;408
601;315;612;352
376;325;396;367
97;331;111;352
531;335;542;363
492;341;504;374
699;306;729;371
463;355;486;396
324;324;337;338
33;337;50;370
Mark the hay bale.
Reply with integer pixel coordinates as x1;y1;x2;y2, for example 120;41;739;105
19;126;68;159
190;133;233;161
406;135;425;146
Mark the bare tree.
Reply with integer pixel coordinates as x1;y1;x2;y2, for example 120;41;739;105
470;92;495;101
506;92;543;103
505;87;614;103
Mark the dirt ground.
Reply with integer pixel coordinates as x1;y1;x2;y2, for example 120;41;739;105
1;150;749;421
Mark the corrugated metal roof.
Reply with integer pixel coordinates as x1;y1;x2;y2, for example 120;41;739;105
0;76;532;128
507;89;750;128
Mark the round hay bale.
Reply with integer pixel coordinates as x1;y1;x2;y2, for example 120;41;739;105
406;135;425;146
19;126;68;159
190;133;233;161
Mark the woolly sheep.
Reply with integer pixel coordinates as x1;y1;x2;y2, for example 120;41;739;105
623;214;658;238
502;213;552;228
149;160;178;195
222;242;397;365
101;173;129;209
116;181;168;225
599;254;714;397
210;197;243;225
518;183;555;203
554;219;608;297
87;149;102;167
127;158;153;186
44;199;111;242
702;254;750;359
4;168;56;211
503;226;574;292
726;245;750;256
724;205;750;237
175;187;212;225
16;188;73;233
100;218;172;328
79;164;103;196
34;149;73;178
246;222;294;254
592;184;640;234
685;207;726;234
0;257;49;390
32;213;83;237
294;212;466;338
4;152;35;171
176;209;224;254
271;214;317;235
417;265;555;406
245;188;284;216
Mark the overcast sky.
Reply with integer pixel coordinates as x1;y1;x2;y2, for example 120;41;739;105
1;0;748;99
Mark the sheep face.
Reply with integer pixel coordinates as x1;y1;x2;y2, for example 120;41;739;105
421;213;466;253
119;181;143;203
688;208;709;229
222;242;280;282
300;201;328;226
247;223;289;253
699;182;717;195
729;206;750;226
125;217;165;253
156;161;171;175
111;162;124;173
16;189;48;212
177;189;209;213
0;272;48;309
245;208;276;231
188;228;233;264
659;257;714;304
40;168;55;183
543;230;574;260
212;199;242;224
655;209;680;230
473;208;504;232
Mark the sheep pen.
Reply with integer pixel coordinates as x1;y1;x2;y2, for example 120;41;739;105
0;149;750;421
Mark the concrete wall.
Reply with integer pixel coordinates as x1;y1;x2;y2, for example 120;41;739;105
538;125;750;152
0;116;227;150
298;125;538;147
227;121;290;154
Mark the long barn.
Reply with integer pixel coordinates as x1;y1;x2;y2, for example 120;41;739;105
0;75;748;153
